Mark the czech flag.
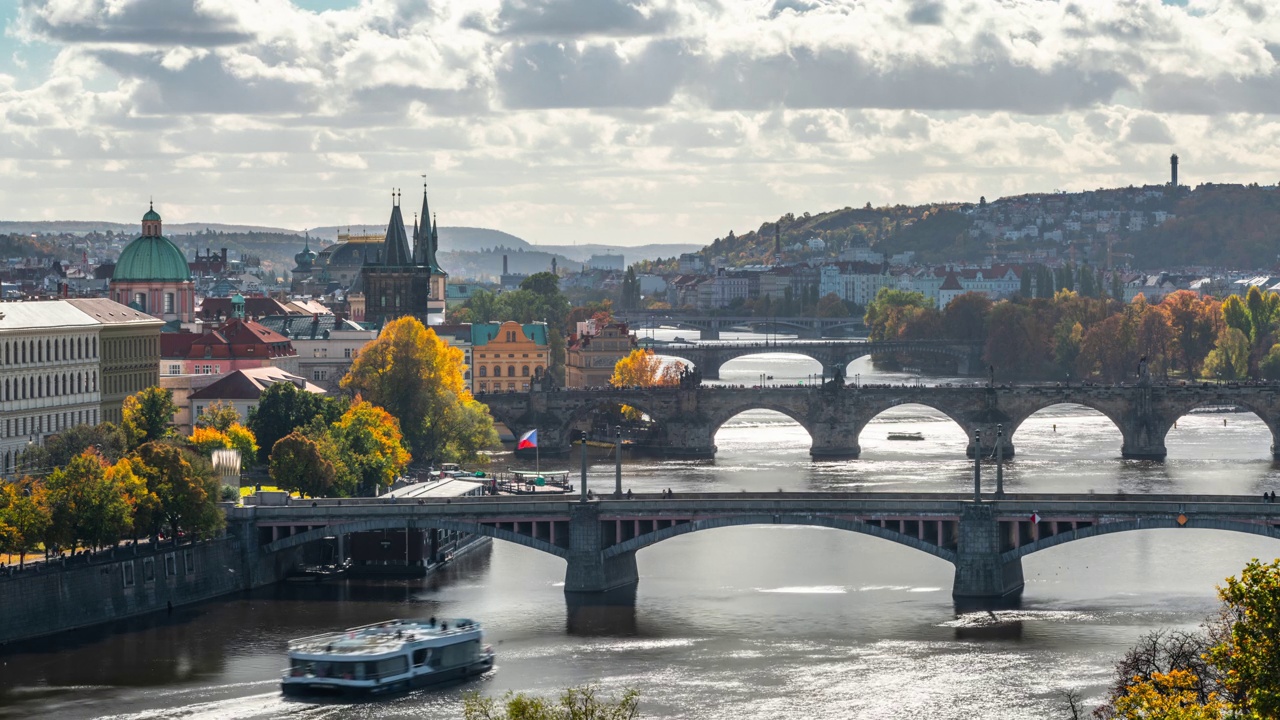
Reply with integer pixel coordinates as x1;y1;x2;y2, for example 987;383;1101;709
517;429;538;450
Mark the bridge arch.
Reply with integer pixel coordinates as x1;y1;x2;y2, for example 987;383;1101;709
1002;518;1280;563
602;513;957;564
857;402;970;456
707;401;814;443
1004;401;1128;458
261;517;569;559
837;343;976;376
1163;399;1280;460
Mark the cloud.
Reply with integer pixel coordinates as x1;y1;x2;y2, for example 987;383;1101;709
489;0;680;37
18;0;253;46
1122;113;1174;144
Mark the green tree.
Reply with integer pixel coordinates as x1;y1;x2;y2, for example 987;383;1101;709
247;382;343;464
1202;327;1250;380
1260;344;1280;380
864;288;932;341
194;401;241;433
121;387;178;449
22;422;128;473
132;442;224;540
463;685;640;720
1206;558;1280;718
43;450;134;551
464;288;500;323
341;316;498;466
269;432;336;498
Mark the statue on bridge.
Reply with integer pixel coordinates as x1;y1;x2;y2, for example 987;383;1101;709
824;363;845;390
679;364;702;389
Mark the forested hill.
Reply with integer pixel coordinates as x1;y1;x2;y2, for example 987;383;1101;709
1117;184;1280;269
669;183;1280;271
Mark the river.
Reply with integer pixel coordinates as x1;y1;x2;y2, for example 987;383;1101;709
3;330;1279;719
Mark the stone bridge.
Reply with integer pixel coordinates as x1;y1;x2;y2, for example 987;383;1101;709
480;383;1280;460
645;340;983;379
227;492;1280;600
616;311;866;340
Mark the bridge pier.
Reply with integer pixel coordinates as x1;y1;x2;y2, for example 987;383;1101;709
1120;426;1167;461
661;421;717;458
952;504;1024;601
564;503;639;594
698;327;720;341
809;421;861;459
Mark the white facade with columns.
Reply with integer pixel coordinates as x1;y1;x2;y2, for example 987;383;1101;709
0;302;103;476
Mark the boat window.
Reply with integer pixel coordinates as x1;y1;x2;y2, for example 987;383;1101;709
413;648;429;667
377;657;408;678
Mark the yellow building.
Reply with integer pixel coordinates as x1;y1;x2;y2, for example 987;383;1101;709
471;321;548;393
565;321;635;388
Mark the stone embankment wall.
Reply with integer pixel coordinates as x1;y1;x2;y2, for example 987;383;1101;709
0;534;292;646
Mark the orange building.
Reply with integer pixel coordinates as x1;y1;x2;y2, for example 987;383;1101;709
471;321;549;393
565;320;635;388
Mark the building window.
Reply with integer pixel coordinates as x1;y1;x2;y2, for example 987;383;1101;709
143;557;155;582
165;553;177;577
479;366;487;377
313;370;328;382
122;562;135;588
522;365;530;376
344;348;352;359
184;550;195;575
195;405;204;418
508;365;516;377
164;293;175;314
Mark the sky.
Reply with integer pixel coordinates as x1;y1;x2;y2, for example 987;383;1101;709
2;0;1280;247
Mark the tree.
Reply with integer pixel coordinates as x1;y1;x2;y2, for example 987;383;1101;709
463;685;640;720
610;349;680;388
1206;558;1280;718
132;442;224;540
1202;327;1250;380
187;426;231;455
620;267;642;310
269;432;336;498
1260;344;1280;380
1110;670;1226;719
0;477;50;568
815;293;850;318
121;387;178;449
864;288;933;341
194;401;241;433
43;450;134;552
942;292;992;342
22;422;127;473
342;316;498;465
1161;291;1221;377
224;423;259;462
247;382;342;464
464;288;499;323
331;398;411;495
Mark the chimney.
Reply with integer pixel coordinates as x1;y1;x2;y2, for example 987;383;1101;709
503;255;508;275
221;248;228;263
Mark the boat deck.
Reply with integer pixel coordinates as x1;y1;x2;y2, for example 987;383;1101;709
288;619;479;656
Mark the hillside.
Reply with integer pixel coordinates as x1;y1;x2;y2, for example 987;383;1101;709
1118;184;1280;269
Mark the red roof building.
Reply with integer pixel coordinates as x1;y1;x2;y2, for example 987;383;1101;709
160;318;299;377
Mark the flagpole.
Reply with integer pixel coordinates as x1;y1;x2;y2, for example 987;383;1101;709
535;428;540;480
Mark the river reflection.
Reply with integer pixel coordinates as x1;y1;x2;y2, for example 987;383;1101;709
2;331;1279;719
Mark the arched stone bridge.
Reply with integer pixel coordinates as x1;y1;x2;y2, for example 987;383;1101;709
480;383;1280;460
646;340;983;379
616;311;866;340
228;492;1280;600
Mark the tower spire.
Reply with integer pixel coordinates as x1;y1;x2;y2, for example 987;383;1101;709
415;181;432;266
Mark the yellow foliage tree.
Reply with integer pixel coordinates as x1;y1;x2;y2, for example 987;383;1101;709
610;349;680;388
187;426;231;455
1111;670;1226;719
225;422;259;461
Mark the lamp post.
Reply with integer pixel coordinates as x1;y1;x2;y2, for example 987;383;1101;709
972;429;982;502
614;425;623;498
995;424;1005;499
855;373;860;389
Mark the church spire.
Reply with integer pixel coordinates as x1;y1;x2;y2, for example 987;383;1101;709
379;193;412;267
415;182;431;265
428;212;443;274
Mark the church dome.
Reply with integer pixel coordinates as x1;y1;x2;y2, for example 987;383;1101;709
113;235;191;282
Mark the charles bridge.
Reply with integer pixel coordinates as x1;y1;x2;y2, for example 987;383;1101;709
229;491;1280;600
480;383;1280;460
615;310;866;340
643;339;983;379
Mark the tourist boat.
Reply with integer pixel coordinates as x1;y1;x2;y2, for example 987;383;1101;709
281;618;494;697
887;431;925;441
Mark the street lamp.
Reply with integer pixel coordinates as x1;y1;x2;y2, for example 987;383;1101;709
855;373;861;389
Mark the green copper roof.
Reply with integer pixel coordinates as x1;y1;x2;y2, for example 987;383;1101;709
112;234;192;282
142;208;161;222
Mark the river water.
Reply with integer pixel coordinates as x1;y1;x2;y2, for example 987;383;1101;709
4;331;1280;720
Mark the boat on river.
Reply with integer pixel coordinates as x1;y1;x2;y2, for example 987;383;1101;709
887;431;925;441
281;618;494;698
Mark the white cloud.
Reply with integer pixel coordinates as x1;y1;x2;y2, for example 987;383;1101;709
2;0;1280;245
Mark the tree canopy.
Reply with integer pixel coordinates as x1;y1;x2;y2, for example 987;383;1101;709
269;432;336;498
247;382;344;464
121;387;178;449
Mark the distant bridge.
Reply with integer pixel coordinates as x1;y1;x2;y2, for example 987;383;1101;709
228;492;1280;599
643;339;983;379
481;383;1280;460
616;311;866;340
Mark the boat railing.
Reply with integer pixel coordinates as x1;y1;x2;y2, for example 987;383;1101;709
287;619;481;651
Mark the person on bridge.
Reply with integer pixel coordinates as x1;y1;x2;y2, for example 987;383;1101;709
626;489;634;499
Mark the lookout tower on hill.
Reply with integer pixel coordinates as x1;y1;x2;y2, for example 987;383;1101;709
1170;153;1179;187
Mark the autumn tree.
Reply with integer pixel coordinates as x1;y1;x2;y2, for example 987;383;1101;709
815;292;850;318
0;478;50;568
1205;558;1280;718
1203;327;1250;380
341;316;498;465
610;349;680;388
330;398;411;495
224;423;259;462
1160;291;1221;378
194;401;241;433
132;442;224;540
941;292;992;342
43;450;134;552
269;432;336;498
22;422;128;473
121;387;178;449
1260;344;1280;380
463;685;640;720
1110;670;1226;720
187;426;232;455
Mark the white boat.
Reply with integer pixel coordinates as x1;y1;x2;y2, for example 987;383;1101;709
281;618;494;698
887;431;925;441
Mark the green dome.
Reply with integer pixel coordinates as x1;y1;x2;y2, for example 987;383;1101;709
142;208;161;222
113;234;192;282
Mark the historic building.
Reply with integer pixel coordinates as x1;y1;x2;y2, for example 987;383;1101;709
471;321;548;393
184;367;324;435
565;320;635;388
254;314;376;390
359;188;448;328
65;298;164;425
289;236;319;294
110;204;195;324
0;302;104;476
161;317;299;377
